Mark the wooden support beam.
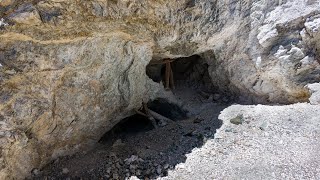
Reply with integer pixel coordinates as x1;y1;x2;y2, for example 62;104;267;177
148;109;175;123
149;59;174;65
142;102;158;128
169;66;175;89
165;60;171;90
135;109;148;117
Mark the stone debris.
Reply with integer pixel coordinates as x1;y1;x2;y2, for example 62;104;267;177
124;155;144;165
62;168;69;174
230;114;244;125
306;83;320;105
259;121;268;131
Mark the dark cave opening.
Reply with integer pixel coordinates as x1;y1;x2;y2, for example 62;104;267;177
146;55;215;93
98;114;154;144
98;98;189;144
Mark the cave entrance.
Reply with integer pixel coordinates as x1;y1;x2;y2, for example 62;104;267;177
39;55;226;179
146;55;215;93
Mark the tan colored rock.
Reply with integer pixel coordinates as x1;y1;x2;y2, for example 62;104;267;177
0;0;14;7
10;10;42;25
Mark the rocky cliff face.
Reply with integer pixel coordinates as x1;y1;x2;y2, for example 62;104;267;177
0;0;319;179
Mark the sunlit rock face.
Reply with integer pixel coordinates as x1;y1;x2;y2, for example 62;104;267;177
0;0;319;179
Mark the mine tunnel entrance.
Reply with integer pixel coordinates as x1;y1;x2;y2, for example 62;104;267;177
37;54;227;179
146;55;215;93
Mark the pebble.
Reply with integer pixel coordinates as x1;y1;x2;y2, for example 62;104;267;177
156;165;162;174
259;121;268;130
222;97;229;102
116;162;121;169
106;167;111;174
213;93;221;101
62;168;69;174
194;117;204;123
145;168;151;175
136;169;141;176
112;139;124;147
230;114;244;125
31;168;40;176
4;69;16;75
112;173;119;179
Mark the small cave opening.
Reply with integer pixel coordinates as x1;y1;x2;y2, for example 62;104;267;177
99;98;189;145
98;114;154;144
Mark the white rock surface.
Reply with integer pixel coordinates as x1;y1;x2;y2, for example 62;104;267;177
162;103;320;180
306;83;320;104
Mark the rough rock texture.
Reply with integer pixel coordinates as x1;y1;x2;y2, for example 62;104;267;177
162;103;320;179
306;83;320;104
0;0;320;179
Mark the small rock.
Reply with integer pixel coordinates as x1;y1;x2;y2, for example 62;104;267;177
104;174;110;178
128;176;140;180
106;167;111;174
31;168;41;176
156;165;162;174
112;173;119;179
225;128;233;132
158;120;167;127
259;121;268;130
4;69;16;75
62;168;69;174
176;164;185;170
222;97;229;103
163;163;169;169
130;164;137;173
112;139;124;147
145;168;151;175
136;169;141;176
213;93;221;101
193;117;204;123
207;95;214;102
124;155;143;165
116;162;121;169
153;162;158;167
230;114;244;125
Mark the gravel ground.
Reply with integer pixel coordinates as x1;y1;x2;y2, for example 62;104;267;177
160;103;320;180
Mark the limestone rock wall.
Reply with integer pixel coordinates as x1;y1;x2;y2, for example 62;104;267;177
0;0;319;179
